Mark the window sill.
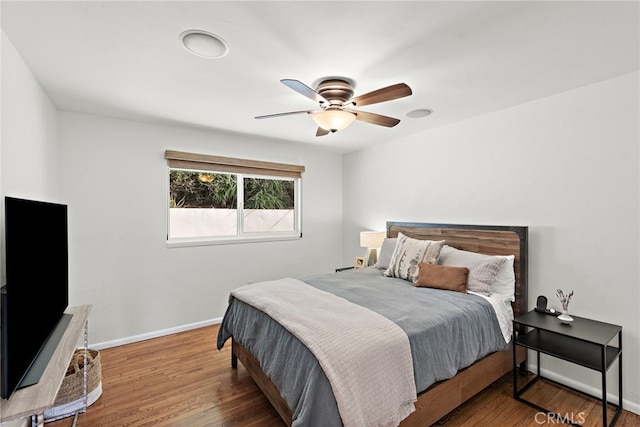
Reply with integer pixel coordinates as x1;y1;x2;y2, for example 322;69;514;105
166;233;301;248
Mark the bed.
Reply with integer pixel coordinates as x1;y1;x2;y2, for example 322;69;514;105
217;222;528;426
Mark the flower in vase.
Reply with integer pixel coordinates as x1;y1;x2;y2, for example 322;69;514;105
556;289;574;312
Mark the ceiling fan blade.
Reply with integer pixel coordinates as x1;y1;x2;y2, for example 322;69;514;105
316;127;330;137
281;79;328;104
347;83;412;107
255;110;314;119
353;110;401;127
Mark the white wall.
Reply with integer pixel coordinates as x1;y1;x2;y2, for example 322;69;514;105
0;31;59;202
57;112;344;346
1;30;60;282
343;72;640;412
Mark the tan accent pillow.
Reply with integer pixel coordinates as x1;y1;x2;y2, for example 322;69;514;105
414;262;469;293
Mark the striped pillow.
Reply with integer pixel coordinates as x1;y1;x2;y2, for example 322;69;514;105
438;245;507;296
384;233;444;282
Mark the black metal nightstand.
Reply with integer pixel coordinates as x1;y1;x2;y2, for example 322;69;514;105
513;310;622;426
334;266;355;272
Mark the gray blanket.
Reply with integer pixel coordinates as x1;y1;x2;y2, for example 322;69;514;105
217;267;507;426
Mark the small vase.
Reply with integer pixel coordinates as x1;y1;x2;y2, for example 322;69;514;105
558;310;573;323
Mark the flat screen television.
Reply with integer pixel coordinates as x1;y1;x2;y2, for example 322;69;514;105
1;196;70;399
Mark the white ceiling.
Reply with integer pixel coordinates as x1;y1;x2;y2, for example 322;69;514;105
2;1;638;153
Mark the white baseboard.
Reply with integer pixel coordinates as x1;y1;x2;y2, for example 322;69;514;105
89;317;223;350
529;363;640;416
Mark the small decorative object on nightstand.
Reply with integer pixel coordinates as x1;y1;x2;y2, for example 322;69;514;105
556;289;574;323
557;312;574;323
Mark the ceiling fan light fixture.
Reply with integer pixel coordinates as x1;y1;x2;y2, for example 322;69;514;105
312;110;356;132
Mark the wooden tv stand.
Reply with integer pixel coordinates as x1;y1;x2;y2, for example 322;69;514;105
0;305;92;427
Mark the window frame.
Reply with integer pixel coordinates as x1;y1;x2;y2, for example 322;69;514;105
165;150;304;248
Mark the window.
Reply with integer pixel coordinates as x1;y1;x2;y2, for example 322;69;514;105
165;150;304;247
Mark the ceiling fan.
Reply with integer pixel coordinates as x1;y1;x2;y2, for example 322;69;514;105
255;78;412;136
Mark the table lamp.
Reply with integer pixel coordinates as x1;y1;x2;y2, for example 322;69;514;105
360;231;386;267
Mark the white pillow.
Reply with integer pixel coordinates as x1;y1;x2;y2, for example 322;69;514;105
375;238;397;270
491;255;516;303
384;233;444;282
438;245;507;296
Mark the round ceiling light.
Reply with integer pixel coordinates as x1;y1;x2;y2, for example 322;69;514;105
405;108;433;118
312;109;356;132
180;30;228;59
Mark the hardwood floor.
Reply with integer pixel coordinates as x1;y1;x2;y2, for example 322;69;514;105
47;324;639;427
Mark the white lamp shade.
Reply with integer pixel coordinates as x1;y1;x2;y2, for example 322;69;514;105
312;110;356;132
360;231;385;248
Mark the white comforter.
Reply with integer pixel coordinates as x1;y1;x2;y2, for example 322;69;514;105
232;278;417;427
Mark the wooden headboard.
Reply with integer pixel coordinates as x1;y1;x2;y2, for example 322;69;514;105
386;222;528;321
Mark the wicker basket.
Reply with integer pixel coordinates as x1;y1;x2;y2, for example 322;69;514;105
44;348;103;422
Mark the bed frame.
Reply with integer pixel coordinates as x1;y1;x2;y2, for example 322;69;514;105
231;222;528;426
